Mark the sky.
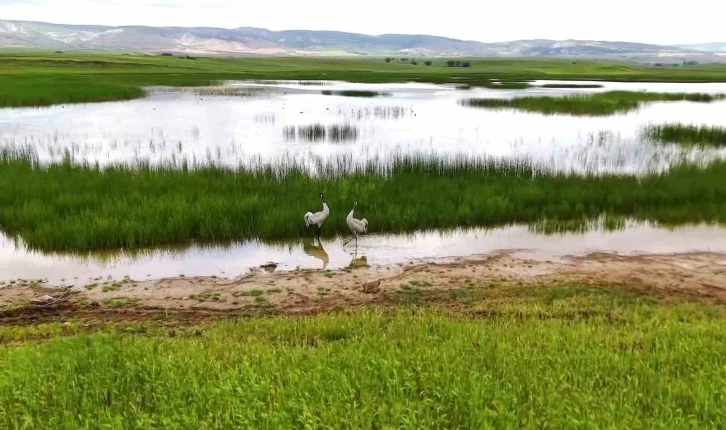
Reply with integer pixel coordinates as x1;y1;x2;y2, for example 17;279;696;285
0;0;723;45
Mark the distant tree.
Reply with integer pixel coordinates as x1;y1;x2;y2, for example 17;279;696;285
462;61;471;68
424;60;433;66
447;60;456;67
412;60;418;65
385;57;392;63
454;61;462;67
160;53;174;57
401;58;408;62
54;51;64;54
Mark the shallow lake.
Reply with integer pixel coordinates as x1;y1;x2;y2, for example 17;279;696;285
2;222;726;285
2;81;726;173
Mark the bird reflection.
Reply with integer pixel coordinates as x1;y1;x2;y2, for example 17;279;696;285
303;239;329;269
345;240;369;269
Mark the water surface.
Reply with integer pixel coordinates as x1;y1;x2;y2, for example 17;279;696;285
2;222;725;286
2;81;726;173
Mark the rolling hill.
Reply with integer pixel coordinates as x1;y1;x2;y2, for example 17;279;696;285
0;19;722;63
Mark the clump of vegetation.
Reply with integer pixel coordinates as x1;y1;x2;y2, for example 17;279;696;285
297;81;330;86
641;123;726;147
2;153;726;251
282;124;359;142
485;81;531;89
321;90;388;98
460;91;726;116
191;87;264;97
539;83;604;88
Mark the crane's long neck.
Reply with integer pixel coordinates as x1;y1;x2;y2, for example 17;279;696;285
347;204;356;221
322;202;330;214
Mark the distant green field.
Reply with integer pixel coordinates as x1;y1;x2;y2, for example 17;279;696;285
3;51;726;106
2;284;726;428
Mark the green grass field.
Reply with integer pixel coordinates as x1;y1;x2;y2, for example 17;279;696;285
4;51;726;106
642;123;726;147
1;284;726;428
1;154;725;251
461;91;726;116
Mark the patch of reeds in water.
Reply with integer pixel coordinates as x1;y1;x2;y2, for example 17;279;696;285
460;91;726;116
322;90;388;98
485;81;532;89
529;214;627;235
539;83;604;89
297;81;331;86
192;87;266;97
346;106;410;120
640;123;726;147
283;124;358;142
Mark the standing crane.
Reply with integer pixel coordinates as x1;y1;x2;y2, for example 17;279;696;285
304;193;330;239
344;200;368;246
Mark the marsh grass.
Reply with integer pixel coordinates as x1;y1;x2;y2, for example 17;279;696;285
297;80;331;86
191;87;265;97
540;83;605;88
641;123;726;147
347;106;409;120
484;81;532;89
322;90;388;97
2;285;726;428
1;153;726;251
283;124;358;142
460;91;726;116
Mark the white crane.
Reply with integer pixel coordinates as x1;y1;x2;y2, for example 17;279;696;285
344;200;368;246
304;193;330;239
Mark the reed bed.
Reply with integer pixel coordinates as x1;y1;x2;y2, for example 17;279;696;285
640;123;726;147
0;153;725;251
322;90;388;97
297;80;331;86
346;106;410;120
540;83;605;88
191;87;266;97
282;124;359;142
3;289;726;428
460;91;726;116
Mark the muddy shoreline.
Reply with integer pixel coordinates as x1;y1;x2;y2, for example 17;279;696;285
1;250;725;325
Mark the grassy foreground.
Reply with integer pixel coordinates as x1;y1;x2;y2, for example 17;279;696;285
1;284;726;428
1;155;726;251
461;91;726;116
642;123;726;147
4;52;726;106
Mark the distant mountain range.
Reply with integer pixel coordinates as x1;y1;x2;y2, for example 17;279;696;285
1;19;724;62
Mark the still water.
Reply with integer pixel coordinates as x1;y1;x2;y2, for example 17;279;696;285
2;222;726;286
2;81;726;173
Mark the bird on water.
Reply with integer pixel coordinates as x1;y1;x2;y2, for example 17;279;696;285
344;200;368;246
304;193;330;239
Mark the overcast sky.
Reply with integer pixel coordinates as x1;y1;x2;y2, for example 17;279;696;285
1;0;723;44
